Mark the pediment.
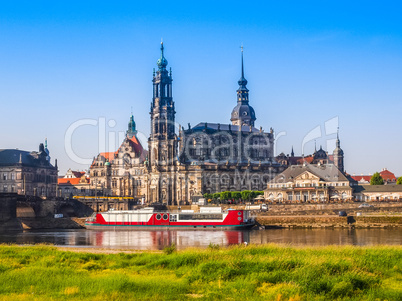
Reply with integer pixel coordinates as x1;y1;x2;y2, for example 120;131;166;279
295;171;320;181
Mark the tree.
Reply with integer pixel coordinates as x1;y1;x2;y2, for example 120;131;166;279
231;191;242;201
370;172;384;185
220;191;231;201
212;192;221;200
241;190;252;201
203;193;213;200
397;177;402;185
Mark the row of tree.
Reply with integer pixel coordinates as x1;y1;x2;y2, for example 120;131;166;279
203;190;264;202
370;172;402;185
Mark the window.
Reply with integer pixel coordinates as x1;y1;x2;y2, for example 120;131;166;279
3;185;7;192
11;173;15;180
3;173;7;181
11;185;15;192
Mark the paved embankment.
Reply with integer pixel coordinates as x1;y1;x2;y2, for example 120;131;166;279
256;215;402;228
18;217;85;230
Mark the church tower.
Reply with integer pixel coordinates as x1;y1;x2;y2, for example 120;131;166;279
231;47;256;127
333;130;344;173
148;42;177;169
126;114;137;138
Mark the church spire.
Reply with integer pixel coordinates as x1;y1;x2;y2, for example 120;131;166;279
231;46;256;127
333;127;344;172
336;127;341;148
237;45;249;97
157;40;168;71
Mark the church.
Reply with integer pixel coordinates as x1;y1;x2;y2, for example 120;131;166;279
89;43;344;205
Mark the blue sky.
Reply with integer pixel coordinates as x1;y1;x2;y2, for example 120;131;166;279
1;1;401;176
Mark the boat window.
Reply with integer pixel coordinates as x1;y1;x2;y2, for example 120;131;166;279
179;214;223;220
170;215;177;222
163;213;168;220
156;214;162;220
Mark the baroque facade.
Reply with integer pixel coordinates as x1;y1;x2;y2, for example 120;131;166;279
275;133;344;173
264;163;353;203
89;43;286;204
57;168;90;198
90;115;148;200
0;141;58;198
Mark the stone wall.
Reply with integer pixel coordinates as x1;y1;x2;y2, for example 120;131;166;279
256;215;402;228
0;193;17;222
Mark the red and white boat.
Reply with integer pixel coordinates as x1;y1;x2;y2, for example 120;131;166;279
85;205;255;230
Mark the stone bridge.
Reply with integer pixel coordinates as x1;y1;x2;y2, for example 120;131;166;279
0;193;93;230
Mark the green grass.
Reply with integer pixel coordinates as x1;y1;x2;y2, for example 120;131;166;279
0;244;401;300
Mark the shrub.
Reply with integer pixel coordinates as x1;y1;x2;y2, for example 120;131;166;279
163;243;176;255
208;243;220;250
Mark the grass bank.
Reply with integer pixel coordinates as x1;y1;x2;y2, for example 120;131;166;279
0;244;401;300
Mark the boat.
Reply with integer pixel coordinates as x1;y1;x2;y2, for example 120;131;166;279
85;204;255;230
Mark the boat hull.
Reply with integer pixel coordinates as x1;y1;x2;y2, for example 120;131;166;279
85;223;255;230
85;208;255;230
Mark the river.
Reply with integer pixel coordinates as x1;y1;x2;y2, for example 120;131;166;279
0;228;401;250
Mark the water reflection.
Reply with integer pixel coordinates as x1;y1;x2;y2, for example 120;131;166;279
0;228;400;250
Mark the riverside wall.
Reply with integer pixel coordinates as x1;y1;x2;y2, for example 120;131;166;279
1;201;400;230
255;216;402;229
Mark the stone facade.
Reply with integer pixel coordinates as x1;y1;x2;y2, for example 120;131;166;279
57;169;91;198
88;43;285;205
0;142;58;198
264;164;353;203
353;184;402;202
89;117;148;201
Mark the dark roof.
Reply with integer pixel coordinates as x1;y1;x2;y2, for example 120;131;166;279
270;163;349;183
189;122;261;133
353;184;402;193
0;149;55;168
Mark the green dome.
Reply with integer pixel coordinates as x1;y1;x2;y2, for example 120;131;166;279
157;42;168;70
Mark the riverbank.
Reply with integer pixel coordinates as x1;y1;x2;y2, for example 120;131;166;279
256;215;402;229
0;201;400;230
0;244;400;300
12;214;402;230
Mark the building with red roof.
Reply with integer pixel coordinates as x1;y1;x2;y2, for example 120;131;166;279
89;115;148;199
58;168;90;198
275;142;344;173
351;168;397;185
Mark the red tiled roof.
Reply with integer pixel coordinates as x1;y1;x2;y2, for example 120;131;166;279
126;135;148;161
99;151;118;162
91;135;148;168
380;169;397;181
351;175;371;182
58;177;90;185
